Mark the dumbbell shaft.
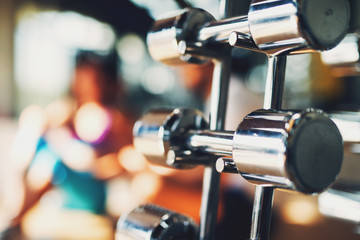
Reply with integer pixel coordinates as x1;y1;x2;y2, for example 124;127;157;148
198;15;255;48
187;130;233;156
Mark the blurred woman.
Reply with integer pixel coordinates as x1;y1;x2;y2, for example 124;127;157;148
2;50;134;240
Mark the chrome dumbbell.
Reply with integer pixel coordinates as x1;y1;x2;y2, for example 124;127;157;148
134;108;343;194
317;112;360;225
321;33;360;77
330;111;360;143
116;204;198;240
133;108;209;168
229;0;350;55
147;0;350;65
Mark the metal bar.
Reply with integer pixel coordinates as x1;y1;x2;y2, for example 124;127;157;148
216;157;239;174
198;15;250;43
208;58;232;129
263;55;287;109
250;55;287;240
250;186;275;240
187;130;234;156
228;31;260;52
199;56;231;240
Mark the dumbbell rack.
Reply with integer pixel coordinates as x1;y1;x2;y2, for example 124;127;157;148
116;0;350;239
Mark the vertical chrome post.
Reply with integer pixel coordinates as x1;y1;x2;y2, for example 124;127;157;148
198;1;232;238
263;55;287;109
199;56;231;240
250;186;274;240
250;55;287;240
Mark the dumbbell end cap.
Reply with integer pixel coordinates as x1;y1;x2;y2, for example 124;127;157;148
299;0;350;51
289;110;344;194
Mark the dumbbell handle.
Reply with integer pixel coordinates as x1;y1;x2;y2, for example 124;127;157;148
179;15;258;58
197;15;258;51
187;130;234;156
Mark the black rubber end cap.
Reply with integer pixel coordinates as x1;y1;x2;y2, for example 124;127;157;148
289;111;344;194
299;0;350;51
